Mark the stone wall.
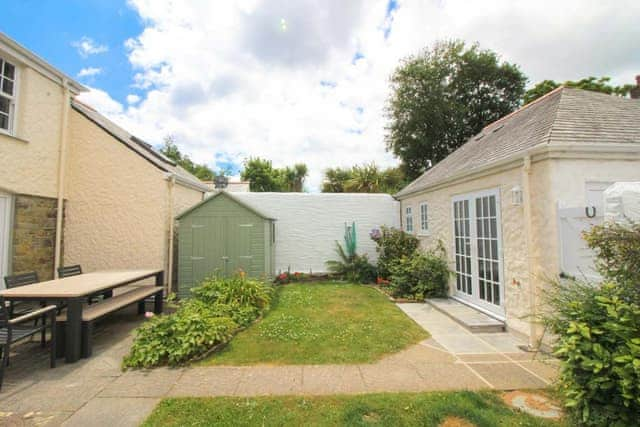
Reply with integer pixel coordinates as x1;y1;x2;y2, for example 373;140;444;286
11;195;61;281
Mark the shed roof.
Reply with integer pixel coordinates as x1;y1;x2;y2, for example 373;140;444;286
395;87;640;198
176;191;276;220
71;100;209;192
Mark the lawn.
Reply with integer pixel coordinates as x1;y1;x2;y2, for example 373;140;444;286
202;282;428;365
143;391;563;427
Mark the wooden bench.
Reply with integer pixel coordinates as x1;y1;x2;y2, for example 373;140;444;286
56;286;163;358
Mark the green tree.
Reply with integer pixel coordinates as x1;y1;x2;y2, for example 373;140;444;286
241;157;308;192
160;136;214;181
322;163;405;194
523;76;634;104
385;40;526;180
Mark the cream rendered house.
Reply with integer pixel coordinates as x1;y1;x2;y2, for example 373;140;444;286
0;32;207;289
395;87;640;345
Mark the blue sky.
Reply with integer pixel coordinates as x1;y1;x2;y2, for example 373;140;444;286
2;0;140;104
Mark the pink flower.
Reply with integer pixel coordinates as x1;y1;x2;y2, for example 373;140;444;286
145;311;155;319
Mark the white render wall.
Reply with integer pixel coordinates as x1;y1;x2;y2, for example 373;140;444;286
231;193;400;273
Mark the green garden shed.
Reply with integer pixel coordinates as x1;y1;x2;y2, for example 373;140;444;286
176;191;275;299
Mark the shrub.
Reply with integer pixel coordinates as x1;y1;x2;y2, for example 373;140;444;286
583;221;640;301
388;243;450;299
543;280;640;426
123;299;237;368
325;242;377;283
274;271;308;284
123;274;273;368
370;226;419;278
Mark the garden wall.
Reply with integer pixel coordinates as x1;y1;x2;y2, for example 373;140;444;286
231;192;400;273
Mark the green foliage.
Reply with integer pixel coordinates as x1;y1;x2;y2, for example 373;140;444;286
523;76;634;105
543;281;640;426
241;157;308;192
160;136;215;181
370;226;420;278
325;242;377;284
386;40;526;180
123;299;237;368
388;243;450;299
123;275;273;368
322;163;406;194
583;222;640;301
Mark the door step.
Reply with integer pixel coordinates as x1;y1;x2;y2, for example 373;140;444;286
426;298;505;333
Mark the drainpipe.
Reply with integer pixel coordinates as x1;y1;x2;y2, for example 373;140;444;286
166;174;176;296
522;155;538;349
53;80;71;278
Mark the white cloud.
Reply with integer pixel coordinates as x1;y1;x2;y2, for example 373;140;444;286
72;37;109;58
126;94;141;104
77;67;102;78
80;0;640;191
77;87;124;116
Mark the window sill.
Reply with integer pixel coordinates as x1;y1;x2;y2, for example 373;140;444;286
417;232;431;237
0;131;29;144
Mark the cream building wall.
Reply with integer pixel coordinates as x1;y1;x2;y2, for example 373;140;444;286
0;66;63;197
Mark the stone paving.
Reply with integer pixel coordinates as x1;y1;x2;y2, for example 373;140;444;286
0;303;558;427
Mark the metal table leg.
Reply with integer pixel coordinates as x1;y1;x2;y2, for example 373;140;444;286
65;298;83;363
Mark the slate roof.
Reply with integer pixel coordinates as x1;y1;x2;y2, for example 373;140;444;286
71;100;209;192
395;87;640;198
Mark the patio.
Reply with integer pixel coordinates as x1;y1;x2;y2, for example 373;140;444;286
0;302;558;427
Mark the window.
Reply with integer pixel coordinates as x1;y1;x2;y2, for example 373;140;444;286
419;203;428;232
0;57;17;134
405;206;413;232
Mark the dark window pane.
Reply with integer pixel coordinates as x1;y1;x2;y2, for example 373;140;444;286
464;200;468;217
492;262;499;282
486;278;492;301
3;61;15;80
489;196;496;216
456;274;461;290
482;197;488;216
0;96;9;113
0;113;8;130
465;256;471;275
491;240;498;259
494;284;500;305
464;219;469;235
466;276;472;294
476;198;481;217
485;240;491;260
477;239;484;258
491;218;497;237
479;279;485;299
2;79;13;96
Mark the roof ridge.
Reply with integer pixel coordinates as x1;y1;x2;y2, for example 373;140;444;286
482;85;565;131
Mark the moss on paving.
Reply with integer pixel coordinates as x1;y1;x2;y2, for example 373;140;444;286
202;282;428;365
143;391;564;427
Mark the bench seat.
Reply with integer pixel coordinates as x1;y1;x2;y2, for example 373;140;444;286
56;286;163;358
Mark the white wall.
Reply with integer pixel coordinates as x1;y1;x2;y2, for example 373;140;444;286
231;193;400;273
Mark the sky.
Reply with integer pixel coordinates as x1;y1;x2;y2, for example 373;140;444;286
2;0;640;190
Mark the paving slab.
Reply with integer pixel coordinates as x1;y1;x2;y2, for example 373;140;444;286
61;397;160;427
519;360;559;383
475;333;528;353
235;366;303;396
383;343;456;365
458;353;509;363
468;363;548;389
434;334;497;354
358;362;427;392
301;365;367;395
100;368;183;398
168;367;245;397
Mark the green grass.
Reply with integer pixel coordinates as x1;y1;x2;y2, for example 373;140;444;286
142;391;564;427
202;282;428;365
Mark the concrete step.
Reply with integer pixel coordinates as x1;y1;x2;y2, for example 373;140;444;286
426;298;505;333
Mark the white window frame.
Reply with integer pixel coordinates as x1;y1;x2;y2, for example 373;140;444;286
0;56;18;136
405;206;413;233
419;202;429;234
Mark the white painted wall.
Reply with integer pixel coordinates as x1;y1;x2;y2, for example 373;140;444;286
231;193;400;273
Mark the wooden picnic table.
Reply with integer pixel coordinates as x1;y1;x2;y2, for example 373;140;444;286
0;269;164;363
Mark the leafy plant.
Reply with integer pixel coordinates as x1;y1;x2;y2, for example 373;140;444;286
543;280;640;426
123;274;273;368
326;222;377;284
388;242;450;299
274;271;309;284
370;226;420;278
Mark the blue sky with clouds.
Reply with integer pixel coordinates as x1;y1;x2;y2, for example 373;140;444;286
2;1;639;190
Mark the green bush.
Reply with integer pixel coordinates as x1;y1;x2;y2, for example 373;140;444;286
584;221;640;301
123;300;237;368
123;275;273;368
325;242;378;283
388;243;450;299
370;226;419;278
544;280;640;426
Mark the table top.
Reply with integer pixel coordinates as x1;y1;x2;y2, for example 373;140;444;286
0;269;162;299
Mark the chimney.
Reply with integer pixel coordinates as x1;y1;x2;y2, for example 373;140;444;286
631;75;640;99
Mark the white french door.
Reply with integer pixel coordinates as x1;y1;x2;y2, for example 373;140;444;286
0;193;11;289
452;189;504;315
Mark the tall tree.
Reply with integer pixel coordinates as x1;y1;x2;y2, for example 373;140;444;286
322;163;405;194
523;76;634;105
160;136;214;181
385;40;526;180
241;157;308;192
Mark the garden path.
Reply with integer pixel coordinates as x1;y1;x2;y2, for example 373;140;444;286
0;304;557;427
